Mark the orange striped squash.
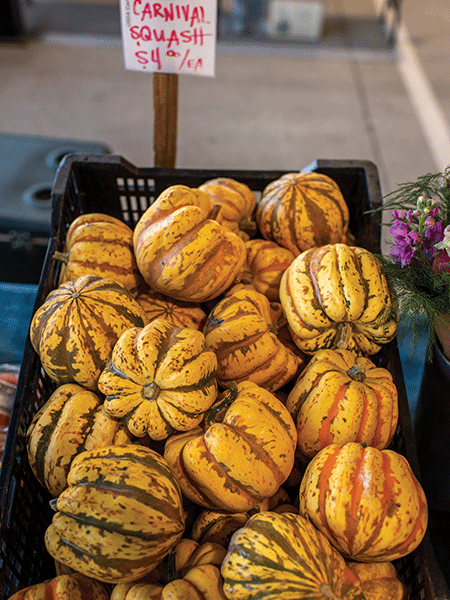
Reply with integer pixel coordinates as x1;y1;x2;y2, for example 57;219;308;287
29;274;146;391
163;381;297;512
203;287;302;392
286;348;399;458
133;185;246;303
235;239;296;302
198;177;257;241
136;287;207;331
256;172;350;255
298;442;428;562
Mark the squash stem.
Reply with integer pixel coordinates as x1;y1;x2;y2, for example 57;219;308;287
203;382;239;430
334;322;352;350
52;250;69;264
238;216;257;236
346;363;366;382
208;204;222;221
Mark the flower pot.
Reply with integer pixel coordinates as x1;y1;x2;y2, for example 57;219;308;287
414;339;450;511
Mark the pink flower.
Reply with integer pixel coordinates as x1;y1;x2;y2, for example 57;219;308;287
433;251;450;273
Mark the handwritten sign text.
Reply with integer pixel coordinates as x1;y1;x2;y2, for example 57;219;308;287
120;1;217;76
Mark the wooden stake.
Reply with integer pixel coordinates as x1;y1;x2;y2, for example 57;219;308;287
153;73;178;168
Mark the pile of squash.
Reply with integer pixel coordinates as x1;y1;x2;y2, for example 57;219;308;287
11;172;426;600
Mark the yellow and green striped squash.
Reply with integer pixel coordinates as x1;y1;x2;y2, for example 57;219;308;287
133;184;247;303
299;442;428;562
279;243;398;355
29;274;146;391
255;171;350;255
98;318;218;441
56;212;144;297
44;444;185;584
26;382;133;497
221;511;365;600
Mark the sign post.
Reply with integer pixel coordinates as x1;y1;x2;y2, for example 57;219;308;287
153;73;178;168
119;0;218;168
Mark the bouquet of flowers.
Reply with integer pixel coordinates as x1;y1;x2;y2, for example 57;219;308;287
376;167;450;357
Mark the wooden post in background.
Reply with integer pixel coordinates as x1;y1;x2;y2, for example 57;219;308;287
153;73;178;168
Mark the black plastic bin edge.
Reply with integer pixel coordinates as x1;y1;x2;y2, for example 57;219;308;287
0;154;448;599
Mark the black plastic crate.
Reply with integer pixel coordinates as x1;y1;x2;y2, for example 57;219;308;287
0;154;448;599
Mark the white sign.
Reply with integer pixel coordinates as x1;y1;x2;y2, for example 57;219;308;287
120;0;217;77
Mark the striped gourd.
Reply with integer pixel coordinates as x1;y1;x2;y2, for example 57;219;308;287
136;287;207;331
221;511;365;600
256;171;350;255
27;383;133;497
133;184;246;303
98;318;218;441
345;561;407;600
7;573;109;600
56;213;144;297
198;177;257;241
203;287;301;392
29;274;146;391
298;442;428;562
234;238;296;302
44;444;185;583
111;564;226;600
286;348;399;458
163;381;297;512
279;243;398;355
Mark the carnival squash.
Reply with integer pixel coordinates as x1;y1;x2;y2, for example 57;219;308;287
98;318;218;440
279;243;398;355
345;561;407;600
190;488;297;546
29;274;146;391
55;213;143;297
256;171;350;255
199;177;257;241
203;287;302;392
221;511;365;600
111;564;227;600
133;185;246;302
44;444;185;583
298;442;428;561
163;381;297;512
7;572;109;600
27;382;132;497
286;348;399;458
136;287;207;330
235;239;295;302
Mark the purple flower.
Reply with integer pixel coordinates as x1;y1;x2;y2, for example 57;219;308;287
423;221;445;259
390;240;416;267
390;220;410;240
392;209;406;220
